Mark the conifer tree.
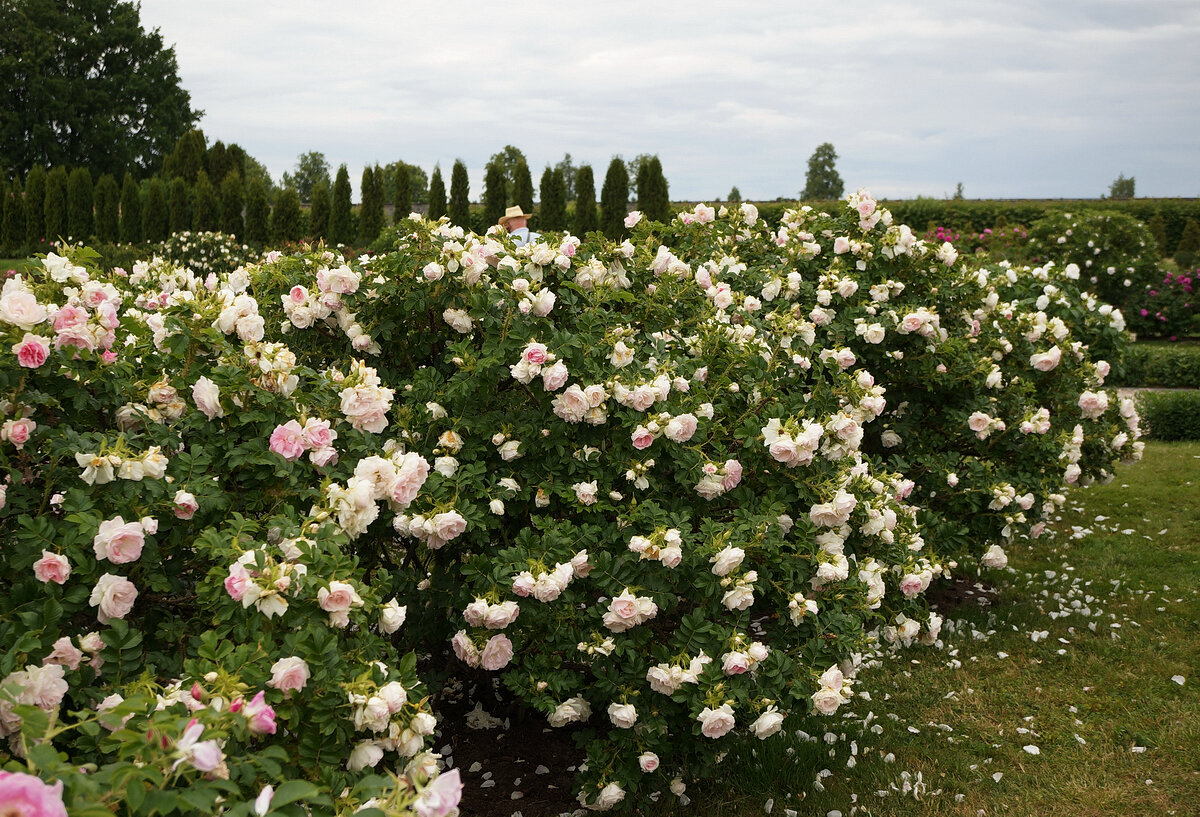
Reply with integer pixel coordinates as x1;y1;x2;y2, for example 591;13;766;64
192;170;219;232
142;176;169;242
427;167;446;220
168;177;190;234
646;156;671;222
358;165;384;244
635;160;651;214
309;182;330;241
483;161;507;228
1146;212;1167;254
67;167;93;239
2;180;25;255
600;157;629;239
0;180;7;250
219;170;244;237
162;128;208;183
539;167;567;232
1174;218;1200;267
574;165;598;236
94;174;120;242
43;166;68;242
329;165;353;245
23;166;46;248
271;186;303;244
393;165;412;222
513;160;534;215
448;160;470;229
119;173;142;243
244;173;269;244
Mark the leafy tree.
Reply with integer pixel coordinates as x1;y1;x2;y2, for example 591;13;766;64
377;161;427;206
573;165;598;235
953;182;965;200
281;151;332;203
142;176;168;242
599;157;629;239
23;165;45;247
727;186;742;203
538;167;567;232
625;153;654;189
219;170;243;237
119;172;141;243
167;177;190;233
162;128;208;183
427;166;446;221
1109;173;1135;200
0;0;201;178
2;178;24;254
512;160;534;215
242;154;274;200
43;166;68;241
270;185;304;244
244;172;269;244
308;181;330;241
393;164;412;220
485;146;529;202
555;153;576;201
329;165;353;245
448;160;470;229
67;166;93;239
1174;218;1200;267
483;161;508;228
94;173;119;242
358;165;384;244
192;169;218;232
802;142;844;200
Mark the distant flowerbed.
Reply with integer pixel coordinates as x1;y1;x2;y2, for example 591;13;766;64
0;193;1138;814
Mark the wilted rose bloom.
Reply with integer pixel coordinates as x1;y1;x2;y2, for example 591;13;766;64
981;544;1008;569
697;703;736;738
269;656;310;693
451;630;480;667
750;707;785;739
33;551;70;584
608;702;638;728
0;771;68;817
548;696;592;727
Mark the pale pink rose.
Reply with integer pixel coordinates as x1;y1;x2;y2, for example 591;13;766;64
224;563;251;601
811;687;843;715
638;751;659;772
33;551;71;584
483;601;520;629
173;490;199;520
0;770;68;817
92;516;146;564
300;417;336;449
309;446;338;467
552;385;590;423
722;460;743;492
414;769;463;817
268;656;310;693
2;417;36;448
610;594;638;621
665;413;698;443
463;599;488;627
431;510;467;542
318;581;362;613
750;709;786;739
0;290;49;329
833;236;851;254
451;631;480;667
574;481;598;506
697;704;736;738
1030;345;1062;372
89;573;138;622
511;572;535;597
192;377;223;420
43;636;84;671
695;267;712;288
899;574;924;598
541;360;569;391
608;702;638;728
480;634;514;670
391;453;430;506
288;285;308;305
624;211;643;228
659;546;682;568
631;426;654;450
722;652;751;675
13;333;50;368
967;412;992;433
522;342;548;365
981;544;1008;569
244;690;277;736
269;420;307;460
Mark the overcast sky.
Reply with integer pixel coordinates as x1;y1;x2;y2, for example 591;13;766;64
137;0;1200;203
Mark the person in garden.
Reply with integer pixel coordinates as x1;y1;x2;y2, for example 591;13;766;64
499;205;539;246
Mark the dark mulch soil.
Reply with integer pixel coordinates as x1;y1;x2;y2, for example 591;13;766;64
925;573;998;614
435;680;585;817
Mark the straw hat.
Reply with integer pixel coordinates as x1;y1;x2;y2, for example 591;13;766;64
498;205;532;228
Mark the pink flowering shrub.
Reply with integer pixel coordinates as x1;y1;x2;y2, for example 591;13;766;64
1125;269;1198;339
0;195;1137;812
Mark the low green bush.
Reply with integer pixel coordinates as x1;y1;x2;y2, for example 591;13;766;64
1136;390;1200;440
1115;343;1200;388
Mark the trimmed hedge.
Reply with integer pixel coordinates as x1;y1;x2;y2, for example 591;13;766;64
1136;390;1200;440
1115;343;1200;388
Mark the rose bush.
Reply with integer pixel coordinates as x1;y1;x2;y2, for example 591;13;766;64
0;192;1137;812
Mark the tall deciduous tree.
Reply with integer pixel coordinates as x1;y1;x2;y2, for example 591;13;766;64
448;160;470;229
573;165;598;236
244;173;269;244
427;166;446;221
119;172;141;243
281;151;332;203
802;142;844;200
167;177;190;234
142;176;168;242
600;157;629;239
23;166;46;247
358;165;384;244
539;167;567;232
483;161;507;228
308;182;330;241
94;173;119;242
67;166;93;239
191;170;218;232
43;166;68;242
328;165;353;246
270;186;303;244
0;0;200;178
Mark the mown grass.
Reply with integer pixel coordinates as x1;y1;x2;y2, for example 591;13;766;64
661;442;1199;817
1;257;37;273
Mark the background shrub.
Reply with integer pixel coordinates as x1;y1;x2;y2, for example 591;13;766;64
1114;343;1200;388
1136;390;1200;440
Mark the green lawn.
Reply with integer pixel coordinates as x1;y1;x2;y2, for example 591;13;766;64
664;442;1199;817
1;257;37;273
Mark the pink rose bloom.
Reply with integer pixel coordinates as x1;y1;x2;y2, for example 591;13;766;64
638;752;659;773
52;304;88;332
522;342;548;366
463;599;488;627
414;769;463;817
269;656;310;693
2;417;36;448
173;490;199;520
89;573;138;622
967;412;992;433
511;572;535;597
624;211;643;229
93;515;146;564
665;413;698;443
289;285;309;304
33;551;71;584
480;634;514;670
722;652;751;675
541;360;569;391
697;703;736;738
899;574;924;598
1030;346;1062;372
833;236;851;254
309;446;338;467
269;420;307;460
390;453;430;507
318;581;362;613
0;771;68;817
430;510;467;542
243;690;277;736
301;417;336;449
451;631;480;667
13;333;50;368
631;426;654;450
224;563;251;601
722;460;743;492
43;636;84;671
192;376;223;420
